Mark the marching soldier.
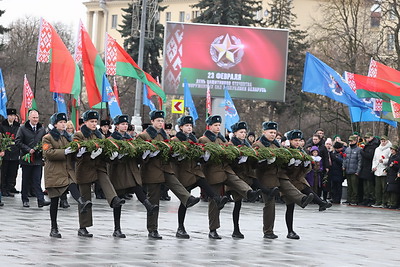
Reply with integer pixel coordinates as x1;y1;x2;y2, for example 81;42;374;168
138;110;200;239
42;112;91;238
252;122;314;239
198;115;260;239
107;114;158;238
73;110;125;237
171;115;228;239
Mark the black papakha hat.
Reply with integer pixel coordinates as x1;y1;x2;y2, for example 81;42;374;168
82;110;99;122
177;115;194;127
231;121;248;133
149;110;165;120
206;115;222;126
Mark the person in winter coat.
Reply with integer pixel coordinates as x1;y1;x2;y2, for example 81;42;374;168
15;109;50;208
329;142;345;204
42;113;92;238
371;136;392;208
73;110;125;238
359;132;380;206
306;146;323;195
385;144;400;209
0;108;20;197
171;115;228;239
343;135;362;205
107;115;158;238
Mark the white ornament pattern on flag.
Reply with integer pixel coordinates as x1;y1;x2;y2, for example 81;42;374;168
23;75;34;108
164;23;184;94
368;59;378;77
74;20;84;63
105;33;117;76
36;18;52;63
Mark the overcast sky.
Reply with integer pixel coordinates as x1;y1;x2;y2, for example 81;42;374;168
0;0;87;29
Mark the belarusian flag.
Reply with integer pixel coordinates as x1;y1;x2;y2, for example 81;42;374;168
79;25;105;107
36;18;81;96
20;75;37;123
348;72;400;103
206;84;212;118
104;33;166;102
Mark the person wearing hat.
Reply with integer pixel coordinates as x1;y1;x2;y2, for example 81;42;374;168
100;119;112;138
371;136;392;208
305;146;323;196
359;132;380;206
328;139;345;204
0;108;20;198
42;113;92;238
283;129;331;240
15;109;50;208
170;115;229;239
137;110;200;239
227;121;279;239
73;110;125;237
252;123;313;239
198;115;261;239
107;114;159;238
385;144;400;209
343;135;362;205
247;131;256;145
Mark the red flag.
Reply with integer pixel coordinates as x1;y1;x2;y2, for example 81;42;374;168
20;75;37;123
80;24;104;107
113;77;120;105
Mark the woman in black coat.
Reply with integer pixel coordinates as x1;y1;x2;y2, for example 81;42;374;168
385;145;400;209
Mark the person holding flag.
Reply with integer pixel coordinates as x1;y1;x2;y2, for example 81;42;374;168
73;110;125;238
199;115;261;239
42;112;92;238
171;115;229;239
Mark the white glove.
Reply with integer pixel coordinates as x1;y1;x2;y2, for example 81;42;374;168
294;159;302;166
178;155;185;161
238;156;248;164
109;151;118;160
304;161;311;167
64;147;74;155
76;147;87;158
258;159;267;163
288;158;295;166
118;153;127;159
203;151;210;162
142;150;151;159
149;150;160;158
171;152;180;158
267;157;276;164
90;148;103;159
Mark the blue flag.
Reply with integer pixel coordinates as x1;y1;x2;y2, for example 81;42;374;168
143;84;156;111
302;52;371;109
183;79;198;125
52;93;67;113
102;74;122;119
0;69;8;118
349;107;397;127
224;87;239;132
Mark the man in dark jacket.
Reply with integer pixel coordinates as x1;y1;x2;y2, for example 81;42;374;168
15;109;50;208
0;108;20;197
359;132;380;206
329;142;345;203
343;135;362;205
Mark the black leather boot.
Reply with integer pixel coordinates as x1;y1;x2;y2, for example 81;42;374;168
232;228;244;239
59;199;70;208
113;229;126;238
143;199;159;216
78;227;93;237
50;228;62;238
213;196;229;210
176;227;190;239
78;197;92;214
185;196;200;208
110;196;125;208
246;189;261;202
263;187;280;201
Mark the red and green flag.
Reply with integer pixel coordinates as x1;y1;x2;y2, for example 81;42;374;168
79;25;105;107
104;33;166;102
19;75;37;123
36;18;81;96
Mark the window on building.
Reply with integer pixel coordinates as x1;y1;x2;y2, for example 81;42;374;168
388;33;395;51
370;4;381;27
389;4;396;20
111;15;118;29
166;12;171;22
192;11;200;19
179;11;185;22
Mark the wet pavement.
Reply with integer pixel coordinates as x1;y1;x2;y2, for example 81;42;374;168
0;177;399;266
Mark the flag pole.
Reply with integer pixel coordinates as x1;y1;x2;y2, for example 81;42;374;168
33;62;38;96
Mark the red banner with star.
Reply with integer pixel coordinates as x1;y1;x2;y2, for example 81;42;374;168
162;22;288;101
